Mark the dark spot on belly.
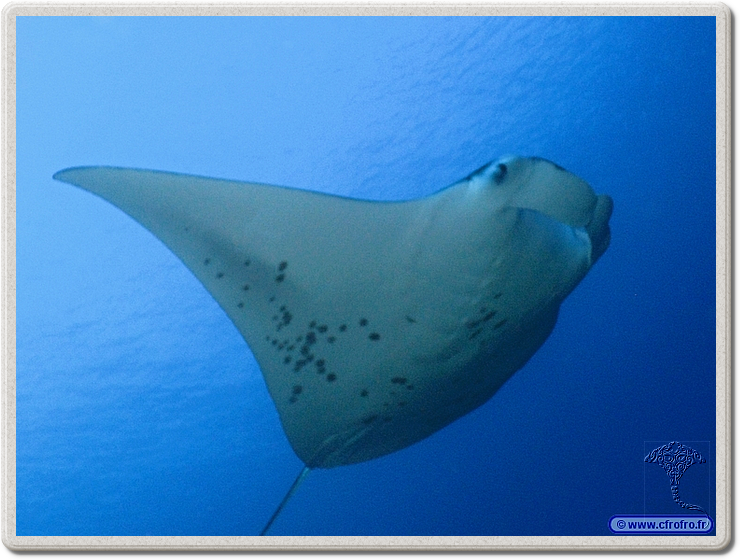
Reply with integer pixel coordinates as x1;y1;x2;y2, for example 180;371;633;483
243;284;250;291
305;332;317;345
237;302;244;309
327;336;336;343
493;292;503;299
405;316;417;323
244;259;251;266
204;258;211;265
316;359;325;368
318;325;328;333
327;373;337;382
391;377;407;385
469;328;482;340
361;389;369;397
369;333;380;341
339;324;347;332
292;385;302;395
284;356;291;364
216;272;224;279
275;273;285;283
278;261;288;271
494;319;508;329
361;414;377;425
359;318;368;327
289;396;297;404
482;311;495;322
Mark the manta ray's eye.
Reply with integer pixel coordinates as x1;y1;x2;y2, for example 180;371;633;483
492;163;508;185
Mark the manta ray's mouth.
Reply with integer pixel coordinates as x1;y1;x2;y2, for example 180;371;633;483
585;194;614;264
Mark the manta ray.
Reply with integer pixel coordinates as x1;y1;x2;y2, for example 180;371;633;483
54;155;613;534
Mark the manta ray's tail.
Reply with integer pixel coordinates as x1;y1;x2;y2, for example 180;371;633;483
670;484;707;515
260;465;312;536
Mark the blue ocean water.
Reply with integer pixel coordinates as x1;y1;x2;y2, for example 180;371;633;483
16;16;715;536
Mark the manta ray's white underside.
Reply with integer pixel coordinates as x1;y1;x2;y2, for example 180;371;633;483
54;156;612;469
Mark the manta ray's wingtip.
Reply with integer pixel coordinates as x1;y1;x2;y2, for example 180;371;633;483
52;168;72;182
53;166;98;183
54;165;137;183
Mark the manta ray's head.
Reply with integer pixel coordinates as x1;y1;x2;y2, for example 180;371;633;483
468;155;613;264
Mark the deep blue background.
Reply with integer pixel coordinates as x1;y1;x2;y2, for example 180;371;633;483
16;16;715;536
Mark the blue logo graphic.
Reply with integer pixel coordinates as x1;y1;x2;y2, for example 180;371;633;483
644;441;707;514
609;441;713;535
